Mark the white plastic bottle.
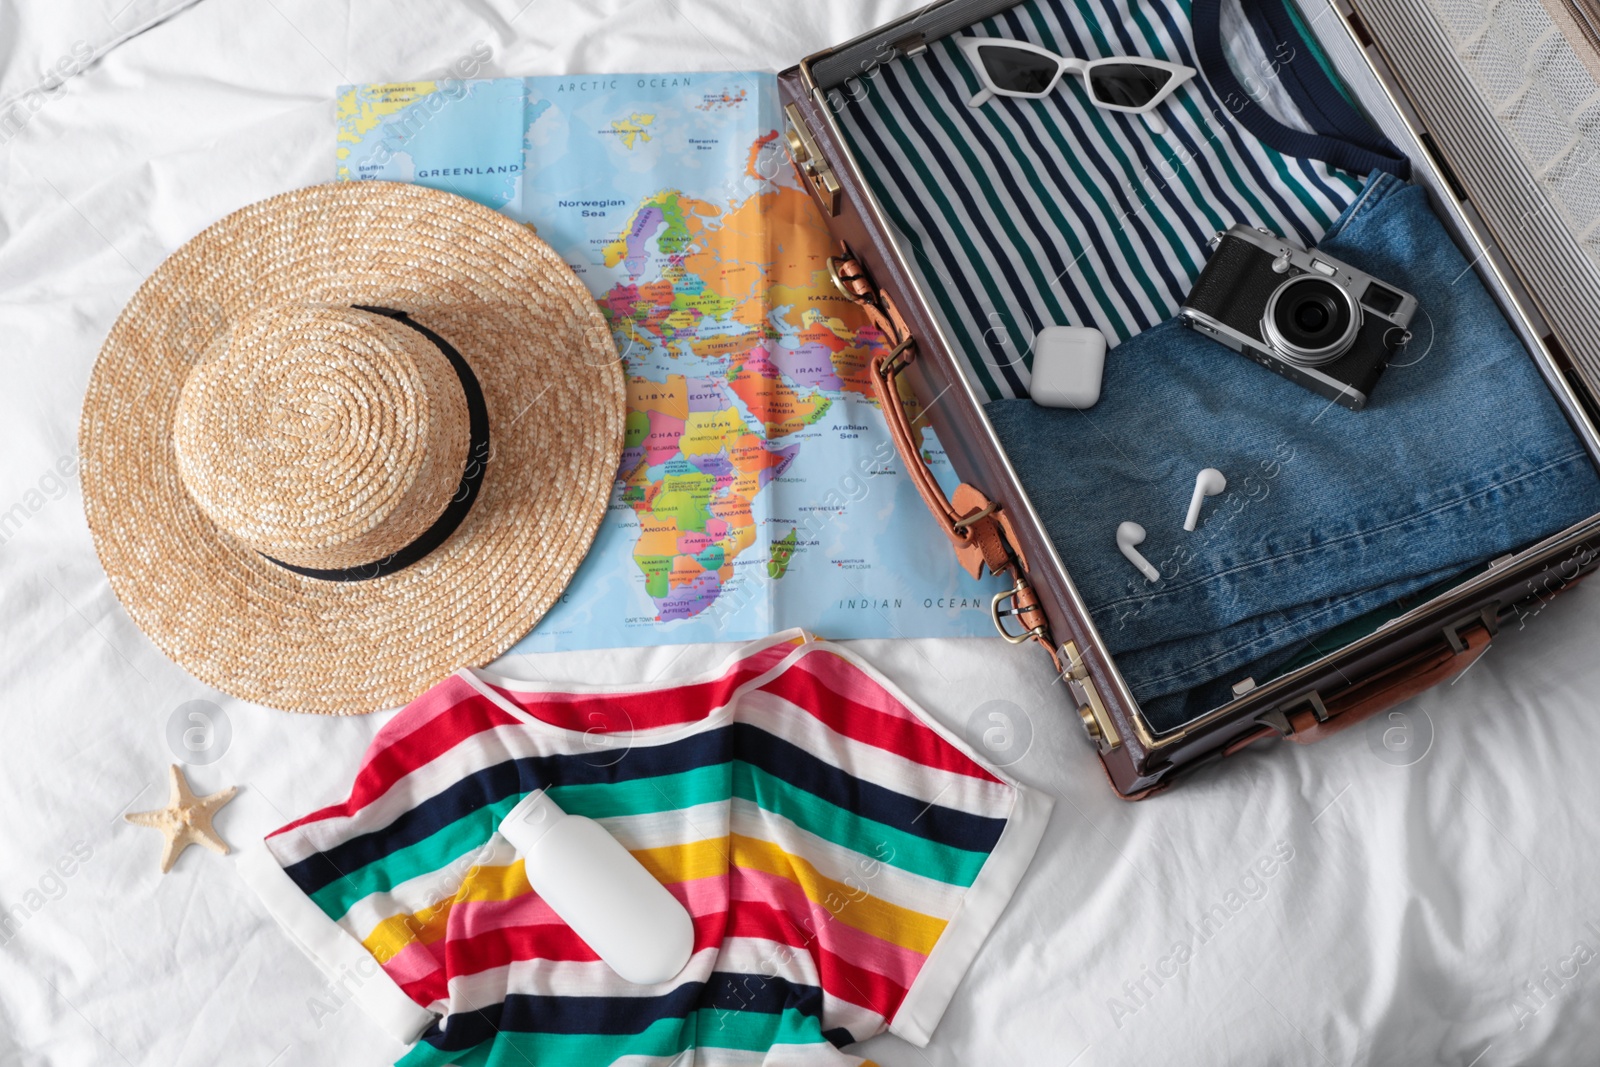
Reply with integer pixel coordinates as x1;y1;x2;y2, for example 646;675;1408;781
498;789;695;986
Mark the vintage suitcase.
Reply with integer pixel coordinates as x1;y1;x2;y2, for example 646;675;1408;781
777;0;1600;796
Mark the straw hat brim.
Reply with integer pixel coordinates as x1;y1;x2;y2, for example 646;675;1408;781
79;182;625;715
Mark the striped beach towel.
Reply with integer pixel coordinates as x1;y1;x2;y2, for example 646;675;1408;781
243;631;1051;1065
832;0;1386;400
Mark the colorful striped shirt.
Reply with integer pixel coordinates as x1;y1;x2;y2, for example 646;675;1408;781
243;632;1051;1065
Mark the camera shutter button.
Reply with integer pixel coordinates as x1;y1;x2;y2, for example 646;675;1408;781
1271;252;1292;273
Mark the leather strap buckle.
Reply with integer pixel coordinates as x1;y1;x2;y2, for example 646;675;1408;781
877;335;916;379
951;502;997;531
992;579;1047;644
828;254;872;303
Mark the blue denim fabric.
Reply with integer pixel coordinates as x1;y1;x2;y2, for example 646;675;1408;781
985;172;1600;723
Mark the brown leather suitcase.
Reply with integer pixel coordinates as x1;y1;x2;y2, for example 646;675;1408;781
777;0;1600;797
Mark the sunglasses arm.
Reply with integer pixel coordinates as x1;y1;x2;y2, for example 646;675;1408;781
968;87;996;108
1141;110;1169;136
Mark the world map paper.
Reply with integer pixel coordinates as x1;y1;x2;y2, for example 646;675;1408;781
335;72;1005;650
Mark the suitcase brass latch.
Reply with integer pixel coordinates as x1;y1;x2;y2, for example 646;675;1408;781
1061;640;1121;751
783;104;841;217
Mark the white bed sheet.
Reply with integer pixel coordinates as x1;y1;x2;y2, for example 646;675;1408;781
3;1;1600;1064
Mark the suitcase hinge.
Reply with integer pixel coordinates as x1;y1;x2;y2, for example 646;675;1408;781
783;103;841;217
1257;708;1293;736
1259;690;1329;737
892;32;929;58
1445;607;1499;653
1061;640;1121;751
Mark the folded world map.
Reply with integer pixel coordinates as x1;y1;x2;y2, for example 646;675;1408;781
335;72;1005;650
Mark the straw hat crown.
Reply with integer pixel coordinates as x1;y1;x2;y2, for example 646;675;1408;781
172;303;472;571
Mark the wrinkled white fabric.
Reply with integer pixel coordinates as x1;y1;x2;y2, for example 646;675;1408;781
2;1;1598;1065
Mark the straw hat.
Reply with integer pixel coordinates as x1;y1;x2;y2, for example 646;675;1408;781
79;181;625;715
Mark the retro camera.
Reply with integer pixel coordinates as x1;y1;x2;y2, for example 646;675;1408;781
1179;225;1417;410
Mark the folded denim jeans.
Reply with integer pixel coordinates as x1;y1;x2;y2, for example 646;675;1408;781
985;172;1600;721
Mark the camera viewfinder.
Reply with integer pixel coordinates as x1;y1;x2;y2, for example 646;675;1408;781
1362;282;1404;316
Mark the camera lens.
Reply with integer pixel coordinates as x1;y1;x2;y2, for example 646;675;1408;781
1263;275;1359;367
1294;299;1331;333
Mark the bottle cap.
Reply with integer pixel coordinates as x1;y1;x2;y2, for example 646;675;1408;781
499;789;564;853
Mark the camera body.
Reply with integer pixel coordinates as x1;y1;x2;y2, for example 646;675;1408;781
1179;224;1417;410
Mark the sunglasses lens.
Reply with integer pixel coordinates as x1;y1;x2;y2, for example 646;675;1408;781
976;44;1061;96
1087;63;1174;109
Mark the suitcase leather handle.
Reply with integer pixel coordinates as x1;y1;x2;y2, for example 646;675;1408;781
830;253;1061;670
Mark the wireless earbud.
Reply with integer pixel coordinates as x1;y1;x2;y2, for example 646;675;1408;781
1117;521;1160;582
1184;469;1227;532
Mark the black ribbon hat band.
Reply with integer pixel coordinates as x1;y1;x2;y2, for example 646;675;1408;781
264;307;491;582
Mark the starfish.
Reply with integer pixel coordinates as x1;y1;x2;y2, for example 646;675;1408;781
125;765;238;874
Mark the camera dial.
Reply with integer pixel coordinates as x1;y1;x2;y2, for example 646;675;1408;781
1262;274;1359;367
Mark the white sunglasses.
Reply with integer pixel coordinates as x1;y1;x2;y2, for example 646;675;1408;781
955;36;1196;135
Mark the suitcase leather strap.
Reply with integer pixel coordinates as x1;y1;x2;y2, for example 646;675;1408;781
830;253;1061;671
